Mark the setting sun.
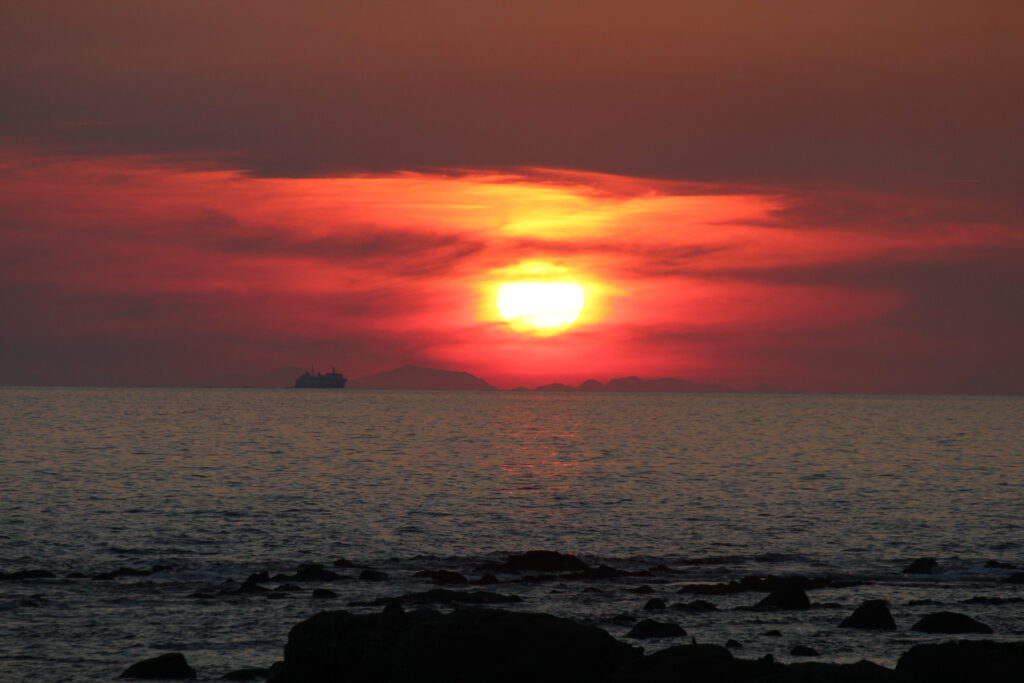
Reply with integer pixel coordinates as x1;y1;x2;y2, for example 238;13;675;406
496;282;586;336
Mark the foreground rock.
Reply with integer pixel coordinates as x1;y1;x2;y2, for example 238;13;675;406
625;619;687;638
269;608;641;682
120;652;196;679
752;585;810;611
840;600;897;630
911;611;993;634
221;668;269;680
897;641;1024;682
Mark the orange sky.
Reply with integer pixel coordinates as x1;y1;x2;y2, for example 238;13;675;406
2;2;1023;392
2;146;1021;392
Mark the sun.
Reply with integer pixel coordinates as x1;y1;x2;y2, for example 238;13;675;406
496;281;585;336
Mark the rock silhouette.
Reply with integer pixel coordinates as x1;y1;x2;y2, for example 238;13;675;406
897;640;1024;682
752;585;810;611
478;550;588;573
840;600;897;630
119;652;196;679
625;619;687;638
911;611;993;634
349;365;497;391
903;558;938;574
268;608;641;682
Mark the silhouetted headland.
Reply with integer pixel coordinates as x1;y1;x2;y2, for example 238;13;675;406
348;365;497;391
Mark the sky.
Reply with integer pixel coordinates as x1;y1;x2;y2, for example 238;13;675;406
1;1;1023;392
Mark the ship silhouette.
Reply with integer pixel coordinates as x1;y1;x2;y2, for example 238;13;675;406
294;366;347;388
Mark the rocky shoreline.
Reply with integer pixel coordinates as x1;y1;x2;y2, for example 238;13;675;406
5;550;1023;681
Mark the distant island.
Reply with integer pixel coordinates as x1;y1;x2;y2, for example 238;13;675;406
348;365;498;391
341;365;737;393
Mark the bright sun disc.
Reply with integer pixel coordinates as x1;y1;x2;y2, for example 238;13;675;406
496;282;585;336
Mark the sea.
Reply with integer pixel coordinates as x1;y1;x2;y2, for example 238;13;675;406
1;387;1021;681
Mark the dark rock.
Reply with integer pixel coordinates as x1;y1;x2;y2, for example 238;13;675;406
119;652;196;679
911;611;993;634
786;660;912;682
725;638;743;648
236;581;269;594
0;569;56;580
574;565;642;580
897;640;1024;683
627;585;655;594
764;629;783;636
985;560;1017;569
903;557;938;574
677;573;854;596
604;644;783;682
245;572;270;585
359;569;389;581
907;598;943;606
478;550;588;574
364;589;522;606
332;557;355;568
790;645;819;656
673;599;719;612
1003;572;1024;584
221;667;269;680
474;573;498;585
92;572;116;581
962;596;1024;605
840;599;897;630
293;563;342;582
274;584;303;592
643;598;666;611
312;588;337;599
649;564;681;574
270;608;640;683
66;572;87;578
625;619;687;638
752;585;810;611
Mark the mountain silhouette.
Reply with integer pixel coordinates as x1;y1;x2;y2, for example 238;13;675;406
349;365;497;391
533;376;731;393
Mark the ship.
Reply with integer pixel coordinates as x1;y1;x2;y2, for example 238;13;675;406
294;366;347;388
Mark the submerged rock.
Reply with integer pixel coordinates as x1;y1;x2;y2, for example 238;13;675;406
625;619;687;638
903;558;938;574
269;608;640;682
311;588;337;599
840;599;897;630
911;611;993;634
985;560;1017;569
359;569;389;581
897;640;1024;683
643;598;666;611
0;569;56;580
119;652;196;679
790;645;819;656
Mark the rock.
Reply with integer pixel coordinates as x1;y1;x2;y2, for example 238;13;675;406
221;667;269;680
414;569;469;585
1002;572;1024;584
625;619;687;638
359;569;389;581
752;585;810;611
478;550;588;574
274;584;302;592
269;608;640;682
725;639;743;648
907;599;943;606
673;599;719;612
474;574;498;585
627;585;654;594
911;611;993;634
962;596;1024;605
840;599;897;630
985;560;1017;569
293;564;342;582
764;629;783;636
897;640;1024;683
364;589;522;606
245;571;270;584
332;557;355;568
0;569;56;580
903;558;938;574
66;572;87;578
312;588;337;599
787;660;912;682
643;598;666;611
649;564;680;574
790;645;819;656
119;652;196;679
604;644;783;682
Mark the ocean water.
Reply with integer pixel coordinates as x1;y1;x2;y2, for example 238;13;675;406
0;387;1021;681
